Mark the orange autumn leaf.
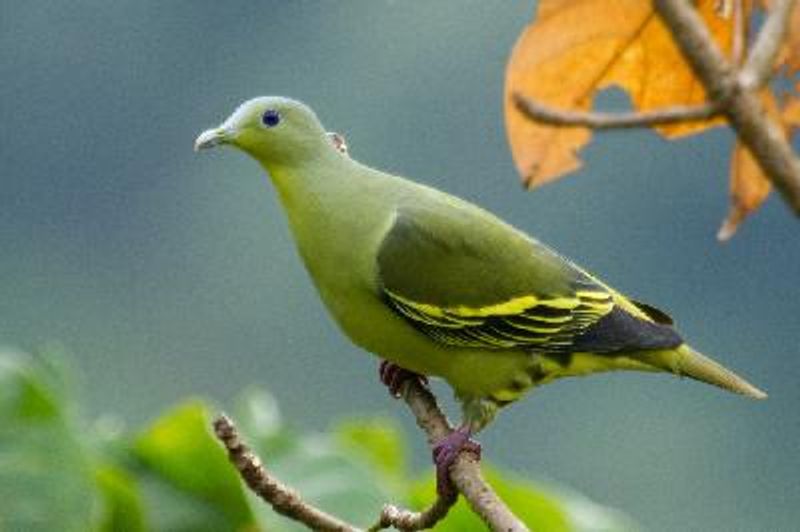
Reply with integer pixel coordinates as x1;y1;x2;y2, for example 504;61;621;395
784;4;800;73
717;92;797;240
718;143;772;240
505;0;736;187
783;86;800;129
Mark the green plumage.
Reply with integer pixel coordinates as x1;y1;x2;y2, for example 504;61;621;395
195;97;766;432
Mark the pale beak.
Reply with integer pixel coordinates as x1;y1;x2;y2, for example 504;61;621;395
194;127;232;152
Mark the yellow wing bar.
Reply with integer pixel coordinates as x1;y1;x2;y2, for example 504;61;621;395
384;288;614;351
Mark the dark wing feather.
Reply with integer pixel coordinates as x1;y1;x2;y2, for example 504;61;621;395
572;306;682;353
630;300;675;325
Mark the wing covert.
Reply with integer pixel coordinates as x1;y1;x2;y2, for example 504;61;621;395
384;286;614;352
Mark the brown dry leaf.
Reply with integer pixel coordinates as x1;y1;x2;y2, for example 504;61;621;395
505;0;736;187
784;100;800;127
718;92;787;240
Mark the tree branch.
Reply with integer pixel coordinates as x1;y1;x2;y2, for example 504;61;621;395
731;0;747;66
653;0;800;214
213;379;528;531
740;0;797;89
512;93;720;129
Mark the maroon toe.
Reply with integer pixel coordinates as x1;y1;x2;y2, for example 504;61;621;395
431;426;481;498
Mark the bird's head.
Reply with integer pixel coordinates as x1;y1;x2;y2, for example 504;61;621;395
194;97;331;165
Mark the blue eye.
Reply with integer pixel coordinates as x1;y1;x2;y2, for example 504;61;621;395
261;109;281;127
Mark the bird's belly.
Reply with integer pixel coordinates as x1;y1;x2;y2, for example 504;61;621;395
319;282;453;374
540;351;658;379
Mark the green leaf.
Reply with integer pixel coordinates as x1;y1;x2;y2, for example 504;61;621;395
95;464;146;532
234;387;284;442
334;417;407;480
133;400;255;530
0;349;96;532
135;471;244;532
249;429;397;530
540;483;640;532
233;387;298;462
409;466;571;532
227;390;398;530
409;466;638;532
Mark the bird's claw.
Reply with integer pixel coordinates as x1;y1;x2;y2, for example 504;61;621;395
378;360;428;398
432;427;481;498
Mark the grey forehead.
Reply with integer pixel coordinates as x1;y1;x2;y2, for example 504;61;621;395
226;96;310;123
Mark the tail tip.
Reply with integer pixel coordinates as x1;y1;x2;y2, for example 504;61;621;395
745;385;768;400
673;345;768;401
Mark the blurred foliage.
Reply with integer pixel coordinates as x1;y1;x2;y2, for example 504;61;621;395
0;348;637;531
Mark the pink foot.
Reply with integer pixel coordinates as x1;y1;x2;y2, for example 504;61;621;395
378;360;428;398
432;426;482;498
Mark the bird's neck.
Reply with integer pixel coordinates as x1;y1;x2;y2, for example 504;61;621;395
260;151;386;255
260;149;356;219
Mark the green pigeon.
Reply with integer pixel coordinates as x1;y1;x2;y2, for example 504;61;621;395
195;97;766;494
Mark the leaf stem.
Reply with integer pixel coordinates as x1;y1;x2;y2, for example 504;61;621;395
512;93;720;129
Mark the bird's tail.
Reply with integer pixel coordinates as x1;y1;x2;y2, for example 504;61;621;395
645;344;767;399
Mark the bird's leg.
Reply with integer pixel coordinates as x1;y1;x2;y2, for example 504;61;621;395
432;425;482;498
378;361;482;496
378;360;428;398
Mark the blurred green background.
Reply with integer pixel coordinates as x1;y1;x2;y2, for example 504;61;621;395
1;2;798;530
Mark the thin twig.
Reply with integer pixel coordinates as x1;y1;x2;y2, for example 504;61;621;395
368;496;456;532
213;415;359;532
214;412;457;532
740;0;798;89
654;0;800;214
512;93;720;129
